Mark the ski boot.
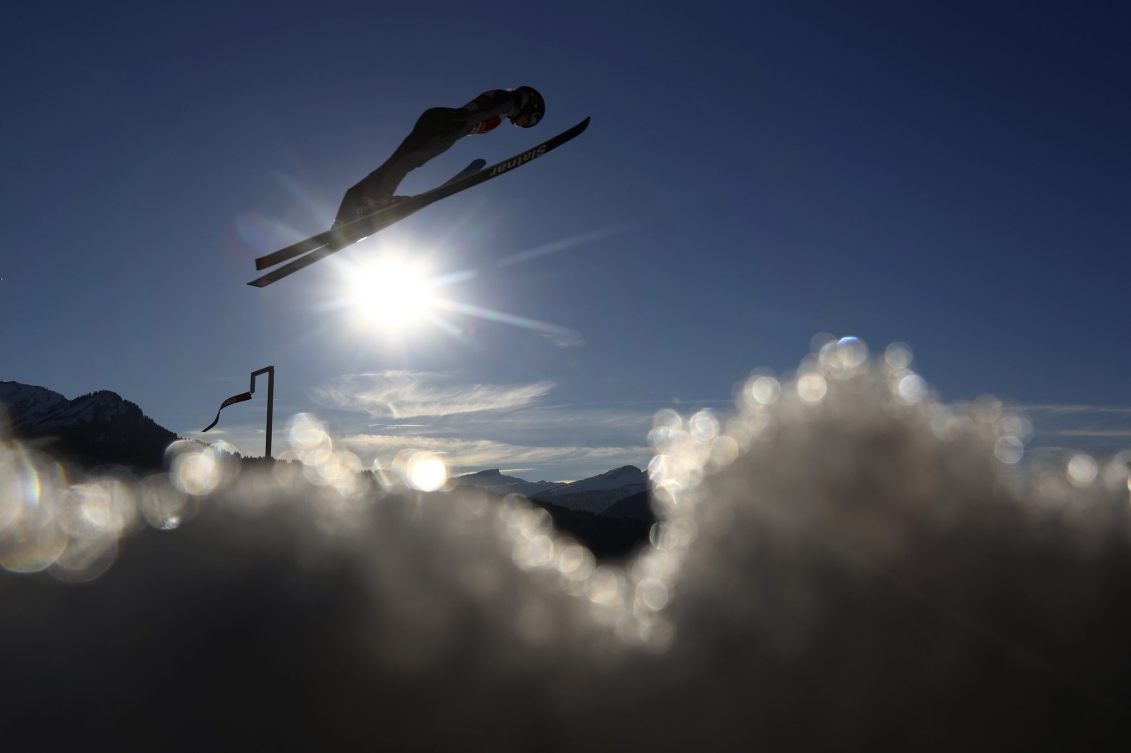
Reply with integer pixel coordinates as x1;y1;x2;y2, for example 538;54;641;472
332;195;412;231
358;194;411;218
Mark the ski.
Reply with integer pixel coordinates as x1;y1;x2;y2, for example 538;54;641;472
441;158;487;187
247;117;590;288
253;158;487;271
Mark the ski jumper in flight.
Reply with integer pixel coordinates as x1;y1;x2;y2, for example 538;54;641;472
334;86;546;227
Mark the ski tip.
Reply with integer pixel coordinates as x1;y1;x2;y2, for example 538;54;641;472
561;117;591;138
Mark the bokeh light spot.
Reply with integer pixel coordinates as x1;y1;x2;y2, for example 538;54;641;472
289;413;333;465
138;474;188;530
750;376;780;405
994;436;1024;464
1067;454;1098;488
172;451;220;496
898;374;927;404
884;342;913;370
635;577;670;612
689;410;719;440
797;373;828;404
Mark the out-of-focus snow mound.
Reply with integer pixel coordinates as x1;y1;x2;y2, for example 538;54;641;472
2;340;1130;750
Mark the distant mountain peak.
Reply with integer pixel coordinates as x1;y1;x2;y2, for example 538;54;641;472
465;468;504;478
0;380;178;470
534;465;650;514
0;381;69;426
451;464;652;517
600;465;642;478
455;469;564;499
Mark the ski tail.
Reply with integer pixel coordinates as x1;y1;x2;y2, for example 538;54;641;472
254;229;333;271
248;237;351;288
247;117;591;289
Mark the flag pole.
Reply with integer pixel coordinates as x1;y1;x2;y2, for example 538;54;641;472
250;366;274;458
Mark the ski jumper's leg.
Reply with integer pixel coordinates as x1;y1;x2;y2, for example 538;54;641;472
335;108;465;224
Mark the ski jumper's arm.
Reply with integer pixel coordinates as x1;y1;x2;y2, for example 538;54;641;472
457;90;520;135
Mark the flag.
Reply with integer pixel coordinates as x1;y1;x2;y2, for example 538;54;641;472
202;392;252;432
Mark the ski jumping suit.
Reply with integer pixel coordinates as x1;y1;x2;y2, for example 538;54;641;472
335;90;521;225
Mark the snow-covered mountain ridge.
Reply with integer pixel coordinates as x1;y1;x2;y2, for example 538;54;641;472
0;382;70;429
1;383;142;431
1;381;178;469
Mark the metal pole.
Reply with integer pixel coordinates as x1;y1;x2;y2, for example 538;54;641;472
250;366;275;459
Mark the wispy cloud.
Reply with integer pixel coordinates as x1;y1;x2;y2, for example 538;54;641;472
339;433;650;474
1016;405;1131;416
1048;430;1131;438
539;330;585;348
419;404;656;445
1010;403;1131;450
310;372;554;418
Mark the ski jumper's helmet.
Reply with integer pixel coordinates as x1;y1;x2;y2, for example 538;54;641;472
514;86;545;127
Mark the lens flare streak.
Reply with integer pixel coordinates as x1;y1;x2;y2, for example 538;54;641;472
429;299;582;345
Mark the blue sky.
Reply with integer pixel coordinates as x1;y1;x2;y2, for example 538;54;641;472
2;1;1128;480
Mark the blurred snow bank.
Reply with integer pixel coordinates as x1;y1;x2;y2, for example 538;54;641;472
2;339;1130;750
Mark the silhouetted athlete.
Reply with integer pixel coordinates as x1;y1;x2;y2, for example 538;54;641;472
333;87;546;228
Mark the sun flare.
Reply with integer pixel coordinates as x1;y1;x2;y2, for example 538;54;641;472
349;259;432;328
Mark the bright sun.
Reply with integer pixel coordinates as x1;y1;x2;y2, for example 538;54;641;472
349;259;432;328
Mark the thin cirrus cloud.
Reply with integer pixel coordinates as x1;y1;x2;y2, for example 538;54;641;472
338;433;650;474
414;403;659;447
306;372;663;476
309;371;555;419
1052;430;1131;437
1015;404;1131;442
1017;405;1131;416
